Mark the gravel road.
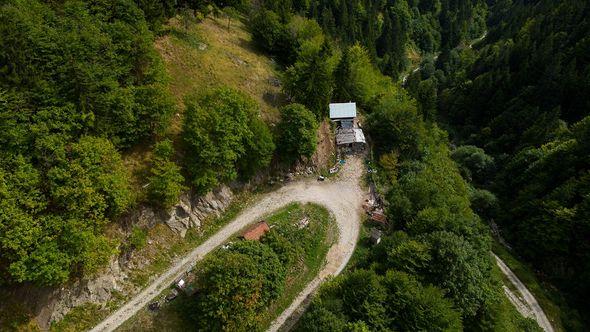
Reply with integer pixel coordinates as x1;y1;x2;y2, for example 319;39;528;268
90;156;366;332
494;254;554;332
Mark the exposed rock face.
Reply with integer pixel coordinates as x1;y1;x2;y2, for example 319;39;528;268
165;185;233;237
34;186;233;329
46;258;127;324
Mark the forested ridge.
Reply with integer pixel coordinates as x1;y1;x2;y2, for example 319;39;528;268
0;0;588;330
0;0;278;287
404;0;590;328
0;0;175;285
252;0;541;331
254;0;487;77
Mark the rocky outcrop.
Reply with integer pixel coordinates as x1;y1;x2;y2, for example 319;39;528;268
164;185;232;237
33;186;233;329
45;258;127;324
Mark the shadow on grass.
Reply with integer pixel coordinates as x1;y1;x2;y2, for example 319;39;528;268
168;28;204;50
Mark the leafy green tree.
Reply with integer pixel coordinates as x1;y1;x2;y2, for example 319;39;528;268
339;270;389;330
469;188;497;220
366;95;425;159
182;87;256;192
383;270;463;331
148;139;186;209
451;145;495;184
190;241;285;331
276;103;318;163
424;231;494;318
47;136;132;220
237;117;275;179
297;305;347;332
283;40;338;117
334;45;394;109
249;9;296;64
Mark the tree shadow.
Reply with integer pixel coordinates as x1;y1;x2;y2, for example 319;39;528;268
168;28;203;50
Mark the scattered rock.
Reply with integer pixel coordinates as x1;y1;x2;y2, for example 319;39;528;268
268;76;281;87
48;258;127;324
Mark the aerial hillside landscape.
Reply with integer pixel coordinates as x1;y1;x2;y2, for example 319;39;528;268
0;0;588;331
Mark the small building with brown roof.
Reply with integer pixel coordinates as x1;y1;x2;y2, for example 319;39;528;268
242;221;270;241
371;210;387;224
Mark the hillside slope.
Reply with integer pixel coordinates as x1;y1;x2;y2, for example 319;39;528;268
155;16;284;129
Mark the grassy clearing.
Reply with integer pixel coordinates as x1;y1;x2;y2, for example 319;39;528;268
258;203;336;329
155;15;284;136
123;13;284;194
116;203;336;332
492;241;567;332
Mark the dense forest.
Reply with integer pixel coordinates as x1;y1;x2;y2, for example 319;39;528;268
404;0;590;328
255;0;487;77
0;0;175;285
1;0;588;330
250;0;540;331
0;0;278;287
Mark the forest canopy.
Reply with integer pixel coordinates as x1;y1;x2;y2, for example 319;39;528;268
0;0;173;285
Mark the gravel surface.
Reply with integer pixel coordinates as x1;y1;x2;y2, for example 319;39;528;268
494;254;554;332
90;156;366;332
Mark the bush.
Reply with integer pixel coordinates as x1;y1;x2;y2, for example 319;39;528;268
128;226;148;250
276;103;318;163
182;87;274;192
148;139;186;209
189;241;285;330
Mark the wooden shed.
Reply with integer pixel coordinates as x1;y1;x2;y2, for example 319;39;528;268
242;221;270;241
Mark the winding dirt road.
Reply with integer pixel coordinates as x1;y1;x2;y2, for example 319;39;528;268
90;156;366;332
494;254;554;332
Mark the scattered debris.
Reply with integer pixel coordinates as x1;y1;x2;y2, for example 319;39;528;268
317;175;325;181
370;228;382;245
296;217;310;229
148;302;160;311
197;42;207;51
165;289;179;302
175;278;186;291
371;209;387;225
363;198;376;214
221;241;233;250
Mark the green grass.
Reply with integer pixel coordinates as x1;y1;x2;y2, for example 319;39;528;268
155;16;284;135
492;241;570;332
258;203;336;329
116;203;336;331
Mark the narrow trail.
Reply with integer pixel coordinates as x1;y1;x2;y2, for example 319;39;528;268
90;156;366;332
494;254;554;332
